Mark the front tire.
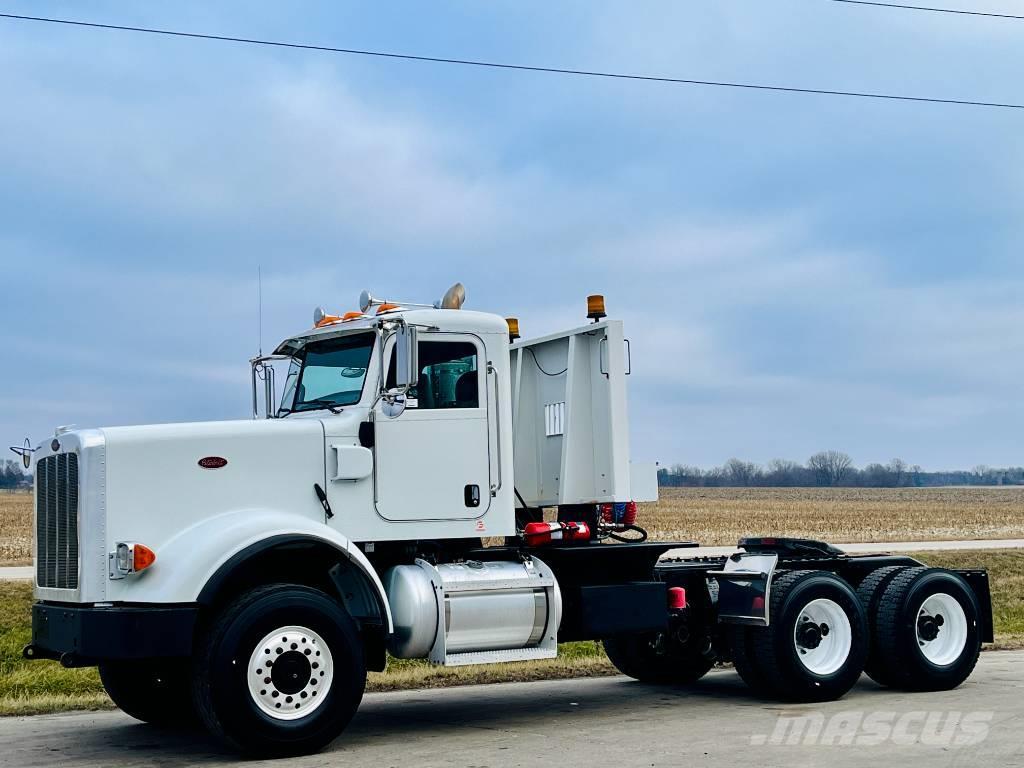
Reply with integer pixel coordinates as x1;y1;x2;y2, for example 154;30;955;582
191;584;366;757
99;660;195;725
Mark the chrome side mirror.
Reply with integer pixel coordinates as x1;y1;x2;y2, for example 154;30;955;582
379;323;417;419
250;356;277;419
380;394;407;419
393;324;418;390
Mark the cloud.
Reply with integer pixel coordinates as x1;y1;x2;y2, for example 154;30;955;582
1;2;1022;471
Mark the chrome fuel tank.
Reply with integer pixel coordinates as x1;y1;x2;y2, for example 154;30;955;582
382;557;561;666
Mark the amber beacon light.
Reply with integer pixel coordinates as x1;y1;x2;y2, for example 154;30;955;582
586;294;607;322
506;317;521;342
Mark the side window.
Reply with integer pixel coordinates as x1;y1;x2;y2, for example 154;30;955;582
388;340;479;409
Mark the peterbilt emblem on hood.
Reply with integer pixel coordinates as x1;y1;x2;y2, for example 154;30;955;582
198;456;228;469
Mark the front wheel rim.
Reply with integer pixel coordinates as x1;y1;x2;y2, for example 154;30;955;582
916;593;968;666
247;625;334;721
793;598;852;675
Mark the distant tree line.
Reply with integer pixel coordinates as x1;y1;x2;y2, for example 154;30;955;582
0;459;31;491
658;451;1024;488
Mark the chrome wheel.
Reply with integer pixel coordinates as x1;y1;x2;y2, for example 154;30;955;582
247;625;334;721
793;598;852;675
916;592;968;666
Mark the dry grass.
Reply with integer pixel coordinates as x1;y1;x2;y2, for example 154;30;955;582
642;487;1024;546
0;493;32;567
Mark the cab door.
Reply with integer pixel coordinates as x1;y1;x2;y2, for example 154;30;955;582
374;334;491;522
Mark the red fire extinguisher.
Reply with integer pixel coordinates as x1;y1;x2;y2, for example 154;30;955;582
522;521;590;546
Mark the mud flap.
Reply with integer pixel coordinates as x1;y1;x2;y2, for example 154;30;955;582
709;553;779;627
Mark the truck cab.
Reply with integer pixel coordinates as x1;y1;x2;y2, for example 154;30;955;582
268;306;516;542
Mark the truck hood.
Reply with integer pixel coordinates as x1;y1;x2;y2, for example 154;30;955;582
100;418;330;570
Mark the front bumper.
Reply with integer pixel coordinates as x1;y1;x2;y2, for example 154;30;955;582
24;602;198;667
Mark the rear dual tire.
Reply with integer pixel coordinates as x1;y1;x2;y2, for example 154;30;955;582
729;570;868;702
858;567;980;691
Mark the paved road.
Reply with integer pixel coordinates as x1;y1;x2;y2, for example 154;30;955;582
3;539;1022;582
3;651;1022;767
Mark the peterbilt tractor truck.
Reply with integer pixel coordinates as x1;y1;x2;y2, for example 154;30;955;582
21;285;992;757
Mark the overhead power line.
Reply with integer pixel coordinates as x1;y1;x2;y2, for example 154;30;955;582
1;11;1022;111
829;1;1024;21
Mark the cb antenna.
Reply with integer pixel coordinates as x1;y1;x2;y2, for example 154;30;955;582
257;265;263;357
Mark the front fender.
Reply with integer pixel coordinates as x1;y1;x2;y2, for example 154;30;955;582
107;508;393;632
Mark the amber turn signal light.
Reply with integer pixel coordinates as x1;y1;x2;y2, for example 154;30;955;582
133;543;157;572
113;542;156;579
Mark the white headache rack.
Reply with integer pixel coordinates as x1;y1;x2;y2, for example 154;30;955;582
510;319;657;507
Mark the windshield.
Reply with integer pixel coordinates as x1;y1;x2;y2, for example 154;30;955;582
282;332;375;414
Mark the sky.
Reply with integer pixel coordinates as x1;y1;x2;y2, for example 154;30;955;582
1;0;1021;471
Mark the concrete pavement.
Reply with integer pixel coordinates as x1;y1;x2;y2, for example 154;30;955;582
2;651;1023;767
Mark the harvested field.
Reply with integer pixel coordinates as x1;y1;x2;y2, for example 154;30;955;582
4;488;1024;566
641;487;1024;546
0;494;31;567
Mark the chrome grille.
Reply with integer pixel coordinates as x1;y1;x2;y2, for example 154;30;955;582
35;453;79;589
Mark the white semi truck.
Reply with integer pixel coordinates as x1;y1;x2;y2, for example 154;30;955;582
22;286;993;757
